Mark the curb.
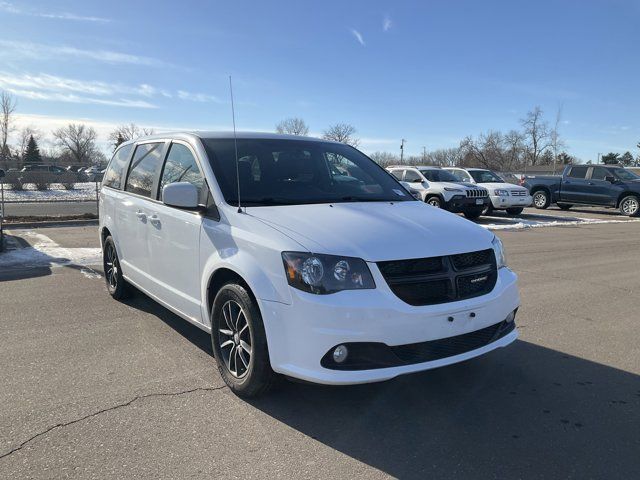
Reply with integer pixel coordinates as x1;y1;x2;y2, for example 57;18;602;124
2;219;99;229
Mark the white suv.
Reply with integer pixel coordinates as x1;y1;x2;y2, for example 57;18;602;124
387;166;489;219
444;167;532;215
100;133;520;396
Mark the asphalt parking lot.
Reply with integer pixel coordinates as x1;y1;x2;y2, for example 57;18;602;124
1;209;639;479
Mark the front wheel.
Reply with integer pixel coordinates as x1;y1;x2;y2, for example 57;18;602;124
482;203;494;216
103;236;130;300
426;196;442;208
211;283;276;397
505;207;524;215
463;208;483;220
532;190;550;209
619;195;640;217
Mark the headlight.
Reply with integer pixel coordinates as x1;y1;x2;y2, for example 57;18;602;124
492;236;507;269
444;187;463;192
494;189;509;196
282;252;376;294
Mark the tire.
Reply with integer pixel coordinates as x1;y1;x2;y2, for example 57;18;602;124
211;282;276;397
426;196;442;208
103;236;130;300
557;203;573;211
532;190;550;209
482;203;494;216
463;208;483;220
619;195;640;217
505;207;524;215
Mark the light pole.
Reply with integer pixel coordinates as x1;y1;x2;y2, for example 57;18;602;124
400;139;406;163
422;146;426;164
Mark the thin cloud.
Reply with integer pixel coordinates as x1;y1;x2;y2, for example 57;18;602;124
4;89;157;108
383;16;393;32
177;90;222;103
0;1;110;22
350;29;365;46
0;40;168;67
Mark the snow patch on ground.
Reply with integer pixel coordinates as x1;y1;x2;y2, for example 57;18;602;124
0;183;98;202
0;231;102;273
482;215;640;231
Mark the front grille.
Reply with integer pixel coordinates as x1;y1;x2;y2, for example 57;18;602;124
391;320;515;364
466;188;488;198
378;249;497;306
510;190;527;196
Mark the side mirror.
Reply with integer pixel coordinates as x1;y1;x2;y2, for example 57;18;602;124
162;182;200;210
0;169;5;179
604;175;616;183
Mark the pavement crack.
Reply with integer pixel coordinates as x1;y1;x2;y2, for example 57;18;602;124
0;385;227;461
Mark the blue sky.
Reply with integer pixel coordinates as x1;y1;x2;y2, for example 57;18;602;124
0;0;638;160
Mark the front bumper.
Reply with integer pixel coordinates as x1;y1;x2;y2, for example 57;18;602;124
259;267;520;385
490;194;533;210
444;195;489;213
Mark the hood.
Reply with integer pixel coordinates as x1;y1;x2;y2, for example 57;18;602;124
246;201;495;262
477;182;527;191
437;181;479;190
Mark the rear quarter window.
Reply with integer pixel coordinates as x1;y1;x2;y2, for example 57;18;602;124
103;144;133;190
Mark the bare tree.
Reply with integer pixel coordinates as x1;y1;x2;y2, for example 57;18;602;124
369;151;399;166
323;123;360;147
275;118;309;136
1;91;17;159
521;107;552;166
52;124;99;165
18;126;43;159
108;123;155;150
550;104;565;173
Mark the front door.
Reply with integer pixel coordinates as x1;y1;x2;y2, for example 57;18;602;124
147;142;206;323
588;167;621;206
560;165;589;203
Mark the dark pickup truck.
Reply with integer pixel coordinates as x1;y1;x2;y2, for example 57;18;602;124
523;164;640;217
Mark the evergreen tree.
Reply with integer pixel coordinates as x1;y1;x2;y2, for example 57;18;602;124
619;151;634;167
23;135;42;164
601;152;620;165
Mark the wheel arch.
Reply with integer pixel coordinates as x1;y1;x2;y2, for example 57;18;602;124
616;191;640;208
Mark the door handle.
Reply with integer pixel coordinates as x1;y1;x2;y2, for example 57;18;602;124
149;214;160;225
136;210;147;220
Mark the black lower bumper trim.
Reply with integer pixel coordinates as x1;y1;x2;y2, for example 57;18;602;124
321;319;516;371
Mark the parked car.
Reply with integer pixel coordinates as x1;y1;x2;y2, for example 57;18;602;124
444;167;532;215
523;164;640;216
100;132;520;397
20;164;66;174
386;166;489;219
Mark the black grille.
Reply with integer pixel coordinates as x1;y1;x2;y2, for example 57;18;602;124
391;320;515;364
378;249;497;306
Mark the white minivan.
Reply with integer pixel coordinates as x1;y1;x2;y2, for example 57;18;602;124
100;132;520;397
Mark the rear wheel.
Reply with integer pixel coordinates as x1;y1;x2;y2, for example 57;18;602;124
619;195;640;217
103;236;130;300
211;282;276;397
426;196;441;208
505;207;524;215
463;208;483;220
557;203;573;211
532;190;550;209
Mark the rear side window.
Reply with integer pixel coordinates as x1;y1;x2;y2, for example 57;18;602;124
568;166;588;179
125;143;164;198
159;143;206;203
103;144;133;189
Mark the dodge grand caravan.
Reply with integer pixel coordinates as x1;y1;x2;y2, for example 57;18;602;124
100;132;520;397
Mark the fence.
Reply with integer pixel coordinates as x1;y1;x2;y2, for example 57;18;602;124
0;171;101;221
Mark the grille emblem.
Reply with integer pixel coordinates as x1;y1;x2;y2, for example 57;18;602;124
470;275;488;284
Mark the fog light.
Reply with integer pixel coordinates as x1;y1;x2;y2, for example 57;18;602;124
505;310;516;323
332;345;348;363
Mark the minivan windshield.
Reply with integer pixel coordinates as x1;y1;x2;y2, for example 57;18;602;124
202;139;413;206
419;169;459;182
469;170;505;183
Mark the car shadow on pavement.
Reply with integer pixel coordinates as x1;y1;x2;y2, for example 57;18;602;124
247;341;640;479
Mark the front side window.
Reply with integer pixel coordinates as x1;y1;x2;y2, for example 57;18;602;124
125;143;164;198
202;139;413;206
568;166;588;179
403;170;422;183
419;169;459;182
159;143;205;202
103;144;133;190
469;170;504;183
